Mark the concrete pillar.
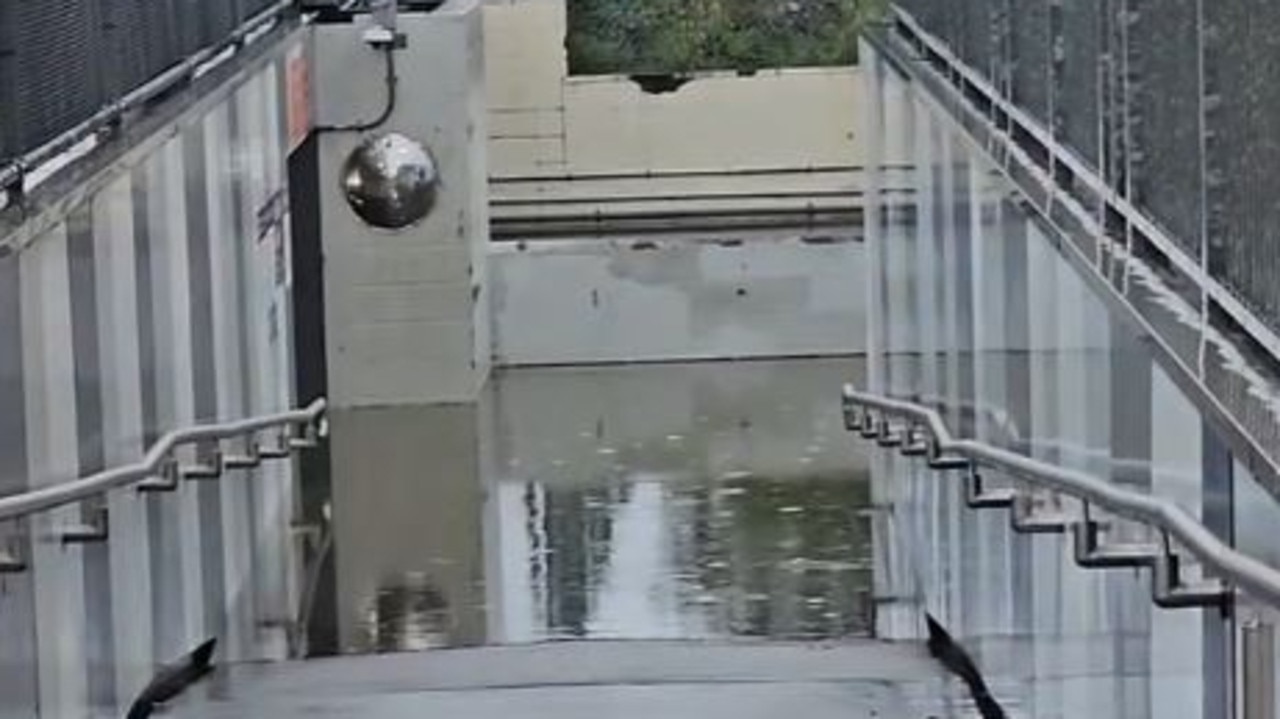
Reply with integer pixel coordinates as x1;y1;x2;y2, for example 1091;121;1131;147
313;1;490;408
312;1;492;650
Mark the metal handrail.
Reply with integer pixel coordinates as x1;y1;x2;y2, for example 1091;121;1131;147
843;385;1280;608
0;398;326;522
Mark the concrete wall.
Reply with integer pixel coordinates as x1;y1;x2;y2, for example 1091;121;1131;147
0;30;307;719
482;0;866;216
482;0;874;367
490;237;866;366
313;5;491;408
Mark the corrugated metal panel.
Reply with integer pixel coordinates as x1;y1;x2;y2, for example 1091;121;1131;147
1010;0;1051;126
1127;0;1202;259
1204;0;1280;324
1056;3;1101;169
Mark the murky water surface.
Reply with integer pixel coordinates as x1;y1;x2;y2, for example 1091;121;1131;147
313;358;874;654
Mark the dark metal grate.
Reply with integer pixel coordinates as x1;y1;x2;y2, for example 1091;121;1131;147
893;0;1280;352
1127;0;1203;259
1009;0;1051;126
0;0;261;165
958;0;998;81
897;0;952;64
0;1;105;160
99;0;180;99
1204;0;1280;322
1099;0;1128;191
1055;1;1101;169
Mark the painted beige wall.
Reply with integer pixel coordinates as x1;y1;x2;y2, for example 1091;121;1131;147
482;0;862;180
485;0;568;178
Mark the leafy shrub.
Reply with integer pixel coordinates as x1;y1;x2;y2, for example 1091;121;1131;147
566;0;886;76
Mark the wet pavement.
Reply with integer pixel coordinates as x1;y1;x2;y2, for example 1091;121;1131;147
173;640;949;719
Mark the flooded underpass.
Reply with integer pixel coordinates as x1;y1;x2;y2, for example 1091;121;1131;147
290;341;1277;719
10;0;1280;715
173;357;967;719
313;358;876;654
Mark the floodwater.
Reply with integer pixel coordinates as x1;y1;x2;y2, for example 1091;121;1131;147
311;358;875;655
301;344;1263;718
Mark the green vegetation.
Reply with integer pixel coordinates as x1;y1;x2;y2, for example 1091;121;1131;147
566;0;886;76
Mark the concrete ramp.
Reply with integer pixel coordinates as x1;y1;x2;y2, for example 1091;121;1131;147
174;640;944;719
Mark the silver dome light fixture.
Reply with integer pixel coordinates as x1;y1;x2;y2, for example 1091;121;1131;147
340;132;439;230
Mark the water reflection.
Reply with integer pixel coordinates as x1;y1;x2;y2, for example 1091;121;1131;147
360;573;452;653
325;403;488;655
524;475;872;641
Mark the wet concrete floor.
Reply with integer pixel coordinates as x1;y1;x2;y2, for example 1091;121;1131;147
174;640;950;719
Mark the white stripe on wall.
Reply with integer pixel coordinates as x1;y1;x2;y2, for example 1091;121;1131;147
913;96;940;400
205;102;256;661
21;222;89;719
146;137;206;651
92;173;155;704
243;66;291;655
1024;220;1065;710
1149;366;1204;717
